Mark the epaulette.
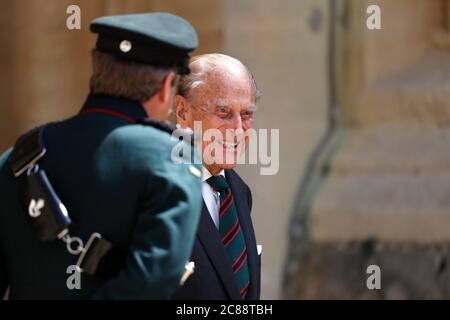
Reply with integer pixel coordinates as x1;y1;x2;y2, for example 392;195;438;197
135;118;176;134
136;118;199;146
9;126;46;177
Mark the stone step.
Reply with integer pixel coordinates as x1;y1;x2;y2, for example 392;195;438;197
331;126;450;173
347;50;450;126
311;170;450;243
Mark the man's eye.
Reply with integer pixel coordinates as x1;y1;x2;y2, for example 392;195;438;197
216;107;230;118
217;107;228;113
241;111;254;120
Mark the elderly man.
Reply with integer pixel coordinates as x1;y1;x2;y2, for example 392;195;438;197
173;53;261;300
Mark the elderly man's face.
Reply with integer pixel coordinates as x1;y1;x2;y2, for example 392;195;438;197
176;64;256;175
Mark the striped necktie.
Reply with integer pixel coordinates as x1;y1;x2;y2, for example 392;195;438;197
207;175;250;299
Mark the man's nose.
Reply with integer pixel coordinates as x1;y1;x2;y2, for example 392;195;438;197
228;112;243;130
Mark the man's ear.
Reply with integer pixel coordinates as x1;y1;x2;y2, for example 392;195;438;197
175;95;191;127
157;71;176;105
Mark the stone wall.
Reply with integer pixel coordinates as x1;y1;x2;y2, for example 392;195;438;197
285;0;450;299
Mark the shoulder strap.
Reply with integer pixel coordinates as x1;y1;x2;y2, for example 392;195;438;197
136;118;199;146
135;118;176;134
8;126;46;177
6;125;126;279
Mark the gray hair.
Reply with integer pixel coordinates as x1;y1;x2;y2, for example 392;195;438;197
177;54;262;103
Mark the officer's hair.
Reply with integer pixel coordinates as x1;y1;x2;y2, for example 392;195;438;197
177;53;261;103
90;49;172;102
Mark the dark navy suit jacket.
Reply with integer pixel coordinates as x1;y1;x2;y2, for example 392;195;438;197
172;169;261;300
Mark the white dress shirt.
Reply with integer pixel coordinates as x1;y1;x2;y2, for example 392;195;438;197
202;168;225;229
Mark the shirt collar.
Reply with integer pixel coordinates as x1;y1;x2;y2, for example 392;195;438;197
202;167;225;182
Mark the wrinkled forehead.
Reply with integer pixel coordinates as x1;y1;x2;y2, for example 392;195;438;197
201;97;257;111
191;75;254;107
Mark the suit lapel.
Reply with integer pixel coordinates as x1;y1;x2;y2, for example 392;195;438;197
226;170;259;300
196;203;242;300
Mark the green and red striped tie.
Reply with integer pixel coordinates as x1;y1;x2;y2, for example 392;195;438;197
207;175;250;299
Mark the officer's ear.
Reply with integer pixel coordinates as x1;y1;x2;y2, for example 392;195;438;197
175;95;192;128
175;95;187;121
157;71;177;105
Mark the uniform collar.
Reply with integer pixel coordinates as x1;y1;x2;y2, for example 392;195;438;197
80;93;148;120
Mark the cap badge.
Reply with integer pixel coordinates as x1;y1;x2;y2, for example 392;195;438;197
119;40;132;53
188;165;202;178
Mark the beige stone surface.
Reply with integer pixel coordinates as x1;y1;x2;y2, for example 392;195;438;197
313;171;450;243
309;0;450;246
312;126;450;243
333;126;450;173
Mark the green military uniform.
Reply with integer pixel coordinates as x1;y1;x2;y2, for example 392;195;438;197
0;13;202;299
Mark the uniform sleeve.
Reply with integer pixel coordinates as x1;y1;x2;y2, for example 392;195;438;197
93;143;202;299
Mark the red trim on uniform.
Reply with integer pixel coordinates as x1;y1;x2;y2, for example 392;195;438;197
80;108;136;123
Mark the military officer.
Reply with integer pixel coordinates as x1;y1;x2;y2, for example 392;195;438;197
0;12;203;299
